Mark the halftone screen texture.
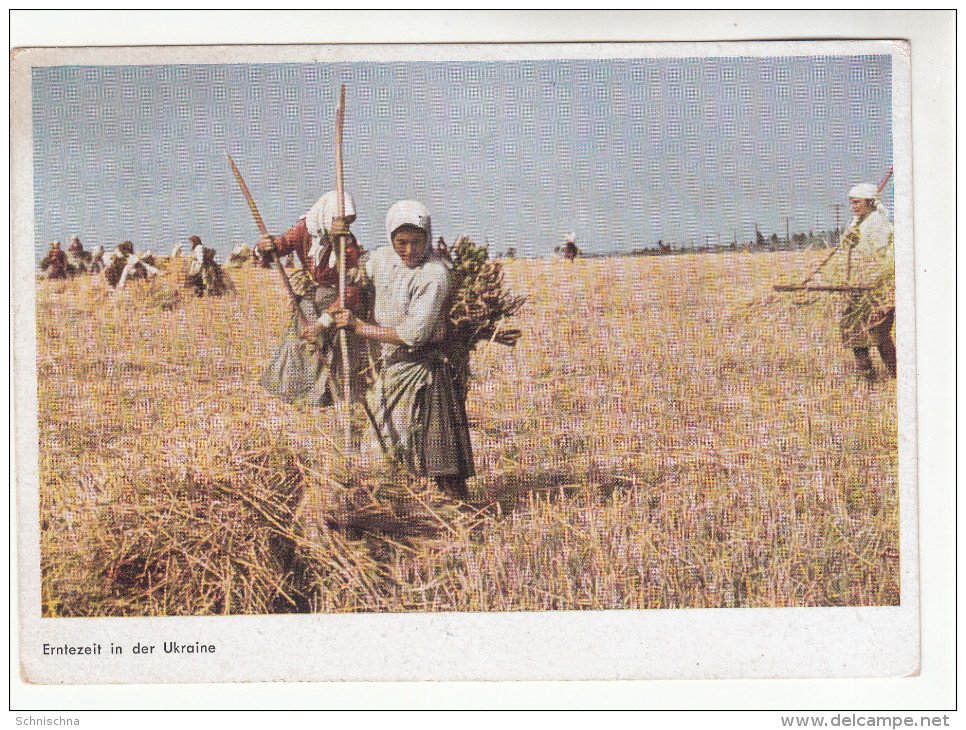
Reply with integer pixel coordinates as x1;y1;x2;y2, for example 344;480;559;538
32;55;891;262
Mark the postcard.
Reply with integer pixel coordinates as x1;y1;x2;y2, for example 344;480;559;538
12;38;918;684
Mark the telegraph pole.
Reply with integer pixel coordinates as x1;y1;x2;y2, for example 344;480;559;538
830;204;843;242
785;217;791;247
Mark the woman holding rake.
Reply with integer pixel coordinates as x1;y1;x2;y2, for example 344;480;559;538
318;200;475;501
837;182;896;381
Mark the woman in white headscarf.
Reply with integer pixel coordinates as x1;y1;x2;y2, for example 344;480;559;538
327;200;475;500
561;232;579;262
258;190;372;407
836;182;896;380
258;190;363;300
104;241;160;288
183;235;235;297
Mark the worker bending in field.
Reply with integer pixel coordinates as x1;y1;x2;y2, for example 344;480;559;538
257;190;372;407
324;200;475;501
227;243;253;268
183;235;235;297
561;233;580;262
837;183;896;381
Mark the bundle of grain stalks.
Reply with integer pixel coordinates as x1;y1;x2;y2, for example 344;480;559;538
445;237;526;390
228;245;253;268
296;460;488;611
42;430;484;616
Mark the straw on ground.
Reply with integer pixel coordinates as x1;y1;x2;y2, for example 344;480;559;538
36;250;899;615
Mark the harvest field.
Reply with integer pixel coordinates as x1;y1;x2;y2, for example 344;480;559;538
35;249;899;616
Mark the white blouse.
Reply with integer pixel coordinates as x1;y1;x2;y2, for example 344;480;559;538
365;245;452;352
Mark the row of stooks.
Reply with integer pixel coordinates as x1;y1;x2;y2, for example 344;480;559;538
38;235;525;366
38;235;234;297
39;233;523;403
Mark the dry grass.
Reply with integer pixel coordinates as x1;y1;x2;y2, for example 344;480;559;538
35;250;899;615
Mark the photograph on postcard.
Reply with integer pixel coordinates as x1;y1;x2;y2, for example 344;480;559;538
13;39;917;682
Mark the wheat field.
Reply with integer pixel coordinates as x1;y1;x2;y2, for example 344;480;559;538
34;249;899;616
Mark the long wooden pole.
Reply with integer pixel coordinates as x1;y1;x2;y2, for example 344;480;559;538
226;153;309;328
334;85;352;452
877;166;894;194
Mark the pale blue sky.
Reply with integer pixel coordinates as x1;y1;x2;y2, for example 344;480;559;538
32;54;892;259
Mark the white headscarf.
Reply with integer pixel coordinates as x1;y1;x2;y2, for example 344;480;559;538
385;200;432;247
305;190;356;268
848;183;889;219
848;183;878;200
305;190;357;238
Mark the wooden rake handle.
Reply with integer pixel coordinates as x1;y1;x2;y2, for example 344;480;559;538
225;152;310;328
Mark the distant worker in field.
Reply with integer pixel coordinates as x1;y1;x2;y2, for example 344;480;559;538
183;235;235;297
89;245;105;274
257;190;371;407
39;240;69;280
561;232;580;262
66;236;92;274
327;200;475;501
104;241;160;288
170;243;184;259
837;182;896;381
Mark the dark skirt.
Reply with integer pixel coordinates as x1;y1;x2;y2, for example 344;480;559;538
364;348;475;479
260;285;375;408
418;354;476;478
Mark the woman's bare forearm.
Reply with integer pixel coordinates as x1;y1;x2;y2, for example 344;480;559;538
327;308;405;346
352;319;405;346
